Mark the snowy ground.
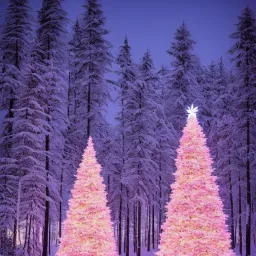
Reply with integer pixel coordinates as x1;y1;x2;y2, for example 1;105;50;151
120;247;158;256
52;245;256;255
234;246;256;256
52;246;158;256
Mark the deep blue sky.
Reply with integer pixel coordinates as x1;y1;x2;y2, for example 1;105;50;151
0;0;255;124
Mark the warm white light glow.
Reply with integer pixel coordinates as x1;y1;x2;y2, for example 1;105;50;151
187;104;198;118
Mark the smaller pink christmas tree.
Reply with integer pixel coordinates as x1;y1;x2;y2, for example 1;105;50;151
157;105;235;256
56;137;117;256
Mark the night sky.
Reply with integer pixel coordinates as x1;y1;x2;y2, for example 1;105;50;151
0;0;255;123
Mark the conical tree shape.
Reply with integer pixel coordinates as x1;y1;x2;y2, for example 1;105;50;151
157;106;235;256
57;137;117;256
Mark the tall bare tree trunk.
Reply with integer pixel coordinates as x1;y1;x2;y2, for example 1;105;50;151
134;204;137;253
48;219;51;255
43;35;51;256
42;134;50;256
59;71;71;239
147;206;151;251
124;229;126;254
137;201;141;256
27;216;32;255
158;207;162;245
245;98;251;256
13;221;17;249
23;216;28;251
152;205;155;249
126;190;130;256
59;170;63;239
239;174;242;256
118;188;122;255
229;172;235;249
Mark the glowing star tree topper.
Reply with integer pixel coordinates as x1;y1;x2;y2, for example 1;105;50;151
187;104;198;118
157;106;235;256
56;137;117;256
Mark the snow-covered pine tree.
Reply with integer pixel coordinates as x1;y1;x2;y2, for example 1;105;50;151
121;49;159;256
68;18;82;125
74;0;112;151
201;57;238;250
12;48;49;255
63;3;113;224
0;0;33;253
226;71;246;254
62;0;113;240
209;57;230;171
200;61;217;140
106;129;124;246
115;36;137;255
209;58;230;165
229;7;256;255
165;22;200;137
60;1;112;249
0;0;33;110
192;55;205;87
155;66;178;246
198;56;239;251
212;61;238;251
139;50;162;252
34;0;69;254
59;19;83;239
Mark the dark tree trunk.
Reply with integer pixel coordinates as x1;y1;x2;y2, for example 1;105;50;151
87;84;91;139
8;91;14;132
124;231;126;254
158;207;162;245
107;175;110;193
234;220;237;246
27;216;32;255
67;71;71;117
32;217;36;254
229;172;235;249
48;219;51;255
42;135;50;256
246;98;251;256
118;189;122;255
158;138;163;243
134;204;137;253
147;206;151;251
58;71;71;239
152;205;155;249
9;37;18;254
253;204;256;246
15;40;19;68
137;201;141;256
59;171;63;239
239;174;242;256
23;216;28;251
120;88;125;255
42;35;51;256
13;221;17;249
126;191;129;256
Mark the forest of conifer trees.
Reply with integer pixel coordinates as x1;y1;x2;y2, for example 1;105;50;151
0;0;255;255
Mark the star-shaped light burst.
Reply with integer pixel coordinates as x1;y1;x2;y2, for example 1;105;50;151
187;104;198;119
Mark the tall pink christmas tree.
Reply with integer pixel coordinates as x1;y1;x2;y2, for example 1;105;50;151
157;106;235;256
56;137;117;256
